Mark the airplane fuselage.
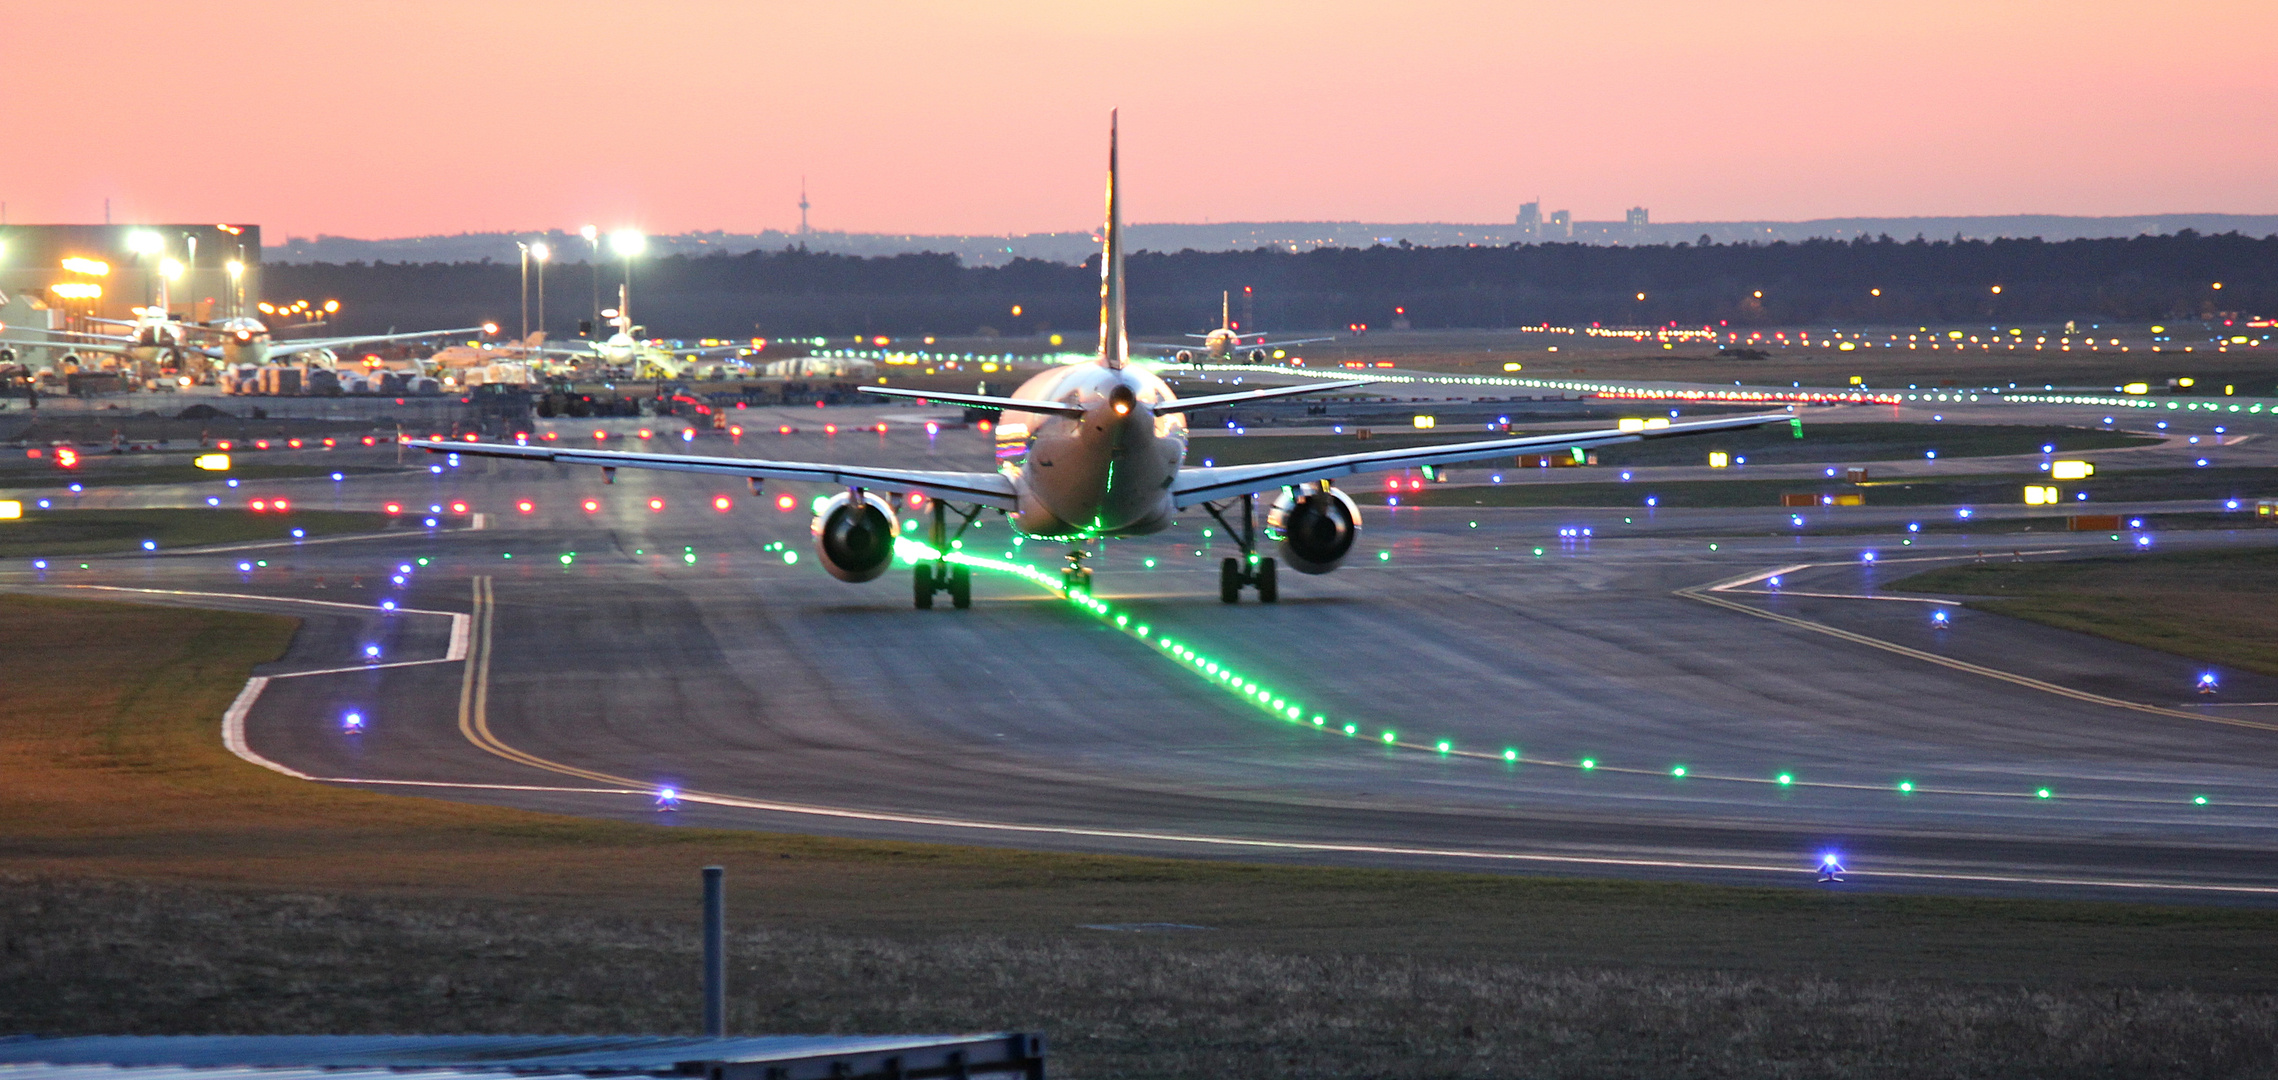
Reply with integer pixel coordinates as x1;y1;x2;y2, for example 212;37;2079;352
997;360;1187;539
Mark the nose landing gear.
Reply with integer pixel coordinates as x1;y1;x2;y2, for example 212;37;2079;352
1062;550;1094;594
1203;492;1278;603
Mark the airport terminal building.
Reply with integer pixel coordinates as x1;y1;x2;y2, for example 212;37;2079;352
0;223;263;349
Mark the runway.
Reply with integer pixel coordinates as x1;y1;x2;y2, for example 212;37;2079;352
9;401;2278;901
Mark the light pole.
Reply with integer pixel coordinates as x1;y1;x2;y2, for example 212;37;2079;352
610;229;645;335
531;241;550;343
580;224;600;336
516;241;531;343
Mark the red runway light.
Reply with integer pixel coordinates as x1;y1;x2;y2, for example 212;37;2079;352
55;448;79;468
907;492;928;510
647;498;665;512
875;423;889;433
321;437;336;448
542;431;559;441
249;499;267;512
775;494;795;511
594;430;607;440
450;501;469;514
384;502;403;514
253;440;270;450
216;440;232;450
713;495;732;512
286;438;303;449
361;436;377;446
824;424;838;435
728;425;743;436
273;498;290;512
462;434;480;443
637;429;653;439
778;425;793;434
582;499;600;513
517;500;534;514
429;434;443;441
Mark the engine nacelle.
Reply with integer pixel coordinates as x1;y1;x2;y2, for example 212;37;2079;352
1174;349;1195;364
1265;483;1361;575
1246;347;1269;364
809;490;901;582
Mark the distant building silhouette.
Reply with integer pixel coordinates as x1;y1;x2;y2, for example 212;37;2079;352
1515;201;1541;236
1626;207;1650;229
1548;210;1571;238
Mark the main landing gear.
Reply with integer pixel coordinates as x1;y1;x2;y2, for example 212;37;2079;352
912;498;979;610
1203;492;1277;604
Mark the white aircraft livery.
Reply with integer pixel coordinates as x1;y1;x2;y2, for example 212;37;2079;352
412;113;1789;607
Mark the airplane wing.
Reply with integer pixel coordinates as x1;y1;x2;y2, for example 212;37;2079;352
266;327;490;359
1151;380;1371;414
404;439;1021;510
1170;412;1794;506
0;334;133;355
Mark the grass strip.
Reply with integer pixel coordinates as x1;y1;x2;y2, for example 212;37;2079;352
0;509;405;557
1893;546;2278;676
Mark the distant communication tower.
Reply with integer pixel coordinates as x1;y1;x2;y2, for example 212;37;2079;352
799;178;811;235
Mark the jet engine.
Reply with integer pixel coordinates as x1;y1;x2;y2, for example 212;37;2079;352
1246;347;1269;363
809;489;901;582
1265;483;1361;575
1174;349;1195;364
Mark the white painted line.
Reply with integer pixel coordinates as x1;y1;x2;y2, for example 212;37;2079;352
221;676;315;781
270;658;462;678
1723;589;1960;606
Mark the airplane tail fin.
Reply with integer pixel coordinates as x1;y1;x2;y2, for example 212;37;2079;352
1097;111;1127;371
1221;290;1231;333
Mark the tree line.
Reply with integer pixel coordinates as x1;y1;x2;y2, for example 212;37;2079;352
269;230;2276;340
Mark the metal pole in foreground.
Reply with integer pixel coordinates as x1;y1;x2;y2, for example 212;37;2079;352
702;866;726;1036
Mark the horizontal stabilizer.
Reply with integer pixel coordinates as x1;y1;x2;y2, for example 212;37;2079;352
861;385;1087;417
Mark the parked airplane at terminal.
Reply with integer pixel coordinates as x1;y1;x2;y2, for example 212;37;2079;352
413;114;1786;606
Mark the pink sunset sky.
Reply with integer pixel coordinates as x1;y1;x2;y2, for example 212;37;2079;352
6;1;2273;240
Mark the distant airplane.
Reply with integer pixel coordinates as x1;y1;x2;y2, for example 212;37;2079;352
2;274;480;379
413;114;1785;606
554;284;754;379
1145;289;1336;365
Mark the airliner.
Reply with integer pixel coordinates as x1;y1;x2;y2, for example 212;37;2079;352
1146;289;1335;365
413;114;1786;607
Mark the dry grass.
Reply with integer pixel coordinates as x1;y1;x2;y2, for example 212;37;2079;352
8;593;2278;1077
1894;546;2278;675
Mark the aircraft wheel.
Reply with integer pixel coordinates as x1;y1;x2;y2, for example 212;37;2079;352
1256;557;1278;603
950;566;971;609
913;563;935;609
1220;557;1242;604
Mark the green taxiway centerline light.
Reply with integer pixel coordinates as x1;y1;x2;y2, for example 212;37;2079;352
1671;765;1687;778
1343;724;1358;736
1504;749;1519;762
1777;773;1794;786
1382;731;1397;744
502;552;512;559
559;553;574;565
2194;795;2209;805
1898;780;1914;793
1580;758;1596;770
417;558;429;566
2036;787;2053;799
1436;741;1452;753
